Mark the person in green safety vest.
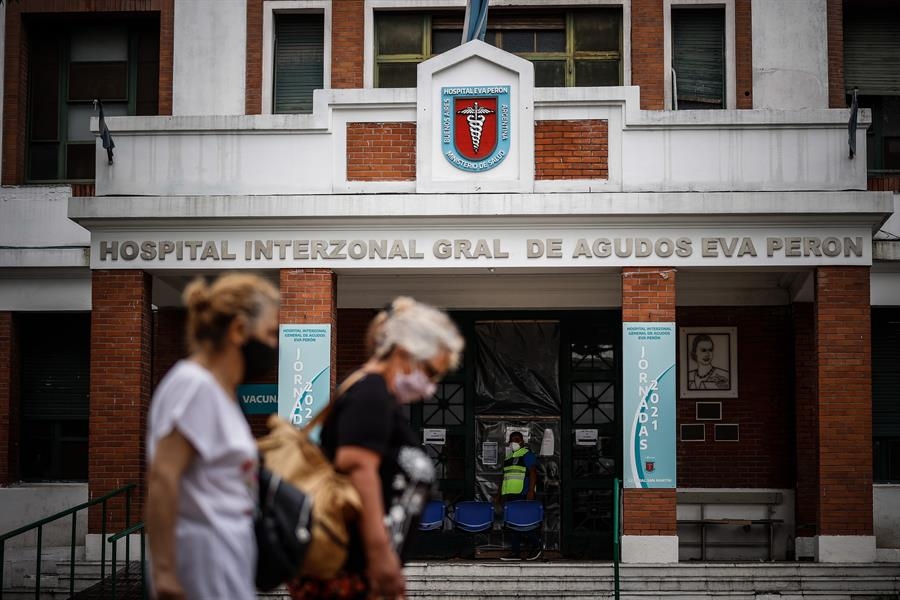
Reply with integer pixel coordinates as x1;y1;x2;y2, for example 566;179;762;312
494;431;542;560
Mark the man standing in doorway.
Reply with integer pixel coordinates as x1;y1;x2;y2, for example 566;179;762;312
495;431;542;560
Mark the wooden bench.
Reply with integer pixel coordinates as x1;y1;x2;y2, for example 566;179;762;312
676;491;784;561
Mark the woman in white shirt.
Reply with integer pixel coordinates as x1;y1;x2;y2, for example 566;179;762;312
146;274;279;599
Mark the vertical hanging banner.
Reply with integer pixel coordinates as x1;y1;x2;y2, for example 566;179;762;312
278;324;331;428
622;322;677;488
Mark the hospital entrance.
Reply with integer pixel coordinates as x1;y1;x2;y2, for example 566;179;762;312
405;311;621;560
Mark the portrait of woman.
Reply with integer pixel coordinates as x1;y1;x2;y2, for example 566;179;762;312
679;327;738;398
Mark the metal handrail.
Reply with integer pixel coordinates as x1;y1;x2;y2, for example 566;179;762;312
108;521;146;600
0;483;136;598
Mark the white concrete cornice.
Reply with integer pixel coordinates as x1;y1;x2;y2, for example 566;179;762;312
69;191;893;230
874;241;900;261
0;248;90;268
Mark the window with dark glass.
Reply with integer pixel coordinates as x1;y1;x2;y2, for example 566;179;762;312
375;8;622;88
671;7;725;109
273;12;325;114
18;313;90;481
844;7;900;177
26;19;159;182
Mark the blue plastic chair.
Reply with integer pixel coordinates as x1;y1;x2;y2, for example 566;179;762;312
453;501;494;533
418;500;445;531
503;500;544;532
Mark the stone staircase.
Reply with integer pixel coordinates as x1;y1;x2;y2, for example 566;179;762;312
2;546;138;599
4;557;900;599
402;562;900;600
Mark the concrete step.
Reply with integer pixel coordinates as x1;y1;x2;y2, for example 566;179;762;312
402;562;900;599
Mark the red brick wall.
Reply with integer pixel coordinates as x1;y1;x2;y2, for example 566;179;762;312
622;267;677;536
535;120;608;180
336;308;377;383
868;175;900;193
332;0;363;89
826;0;844;108
793;302;818;537
245;0;264;114
676;307;794;489
152;309;187;389
631;0;665;110
623;488;677;535
346;122;416;181
2;0;174;184
815;267;872;535
279;269;337;392
735;0;753;109
622;267;676;323
90;271;152;531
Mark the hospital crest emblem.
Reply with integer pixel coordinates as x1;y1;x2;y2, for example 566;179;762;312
441;86;511;172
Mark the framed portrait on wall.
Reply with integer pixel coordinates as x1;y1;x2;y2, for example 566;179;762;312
679;327;738;398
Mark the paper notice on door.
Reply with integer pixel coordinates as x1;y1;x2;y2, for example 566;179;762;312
575;429;599;446
423;428;446;445
482;442;498;466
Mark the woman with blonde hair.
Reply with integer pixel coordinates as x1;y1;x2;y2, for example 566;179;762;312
288;297;463;600
146;273;279;600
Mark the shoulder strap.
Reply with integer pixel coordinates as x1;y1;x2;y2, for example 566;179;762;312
301;368;370;434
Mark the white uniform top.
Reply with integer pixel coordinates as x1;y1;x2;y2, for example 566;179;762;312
147;360;258;600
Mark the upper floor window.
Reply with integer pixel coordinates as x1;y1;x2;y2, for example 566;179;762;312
671;7;726;109
375;8;623;88
273;12;324;114
27;19;159;182
844;6;900;176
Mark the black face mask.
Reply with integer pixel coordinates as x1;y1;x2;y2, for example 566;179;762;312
241;337;278;381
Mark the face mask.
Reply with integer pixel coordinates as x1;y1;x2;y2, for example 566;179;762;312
509;442;521;452
392;369;437;404
241;337;278;381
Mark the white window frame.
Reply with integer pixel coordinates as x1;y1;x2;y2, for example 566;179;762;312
262;0;331;115
664;0;735;110
364;0;631;89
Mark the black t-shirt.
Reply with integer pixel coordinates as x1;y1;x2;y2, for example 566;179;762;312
319;373;420;572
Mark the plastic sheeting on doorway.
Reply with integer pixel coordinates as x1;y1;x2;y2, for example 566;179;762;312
474;320;561;416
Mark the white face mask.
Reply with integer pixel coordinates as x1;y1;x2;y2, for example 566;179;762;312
509;442;521;452
392;369;437;404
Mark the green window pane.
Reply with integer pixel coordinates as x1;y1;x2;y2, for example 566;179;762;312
377;63;418;88
574;9;621;53
30;38;61;141
537;30;566;52
575;60;620;86
535;61;566;87
377;13;424;55
502;30;535;53
28;143;59;181
432;29;462;54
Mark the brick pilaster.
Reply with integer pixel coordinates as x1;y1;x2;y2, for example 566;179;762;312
279;269;338;391
89;271;152;532
622;267;677;536
793;302;819;538
631;0;665;110
245;0;264;114
735;0;753;109
332;0;364;89
152;308;187;390
826;0;844;108
815;267;872;535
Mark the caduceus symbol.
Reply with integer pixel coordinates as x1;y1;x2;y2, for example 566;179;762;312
457;102;495;154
